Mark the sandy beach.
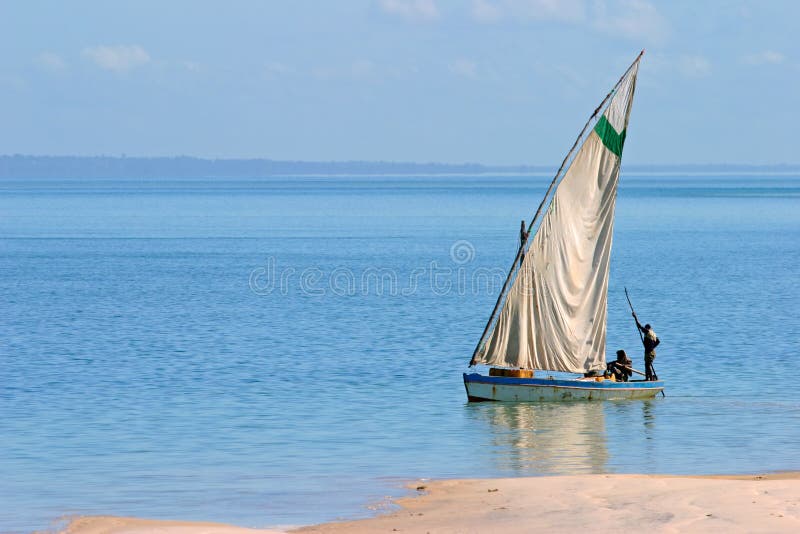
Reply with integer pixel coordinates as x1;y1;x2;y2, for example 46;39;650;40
61;473;800;534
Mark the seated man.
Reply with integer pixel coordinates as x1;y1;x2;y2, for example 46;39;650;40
606;349;633;382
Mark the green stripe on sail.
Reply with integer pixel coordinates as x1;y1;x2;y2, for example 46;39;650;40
593;115;626;157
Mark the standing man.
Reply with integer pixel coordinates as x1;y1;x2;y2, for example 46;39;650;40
633;313;660;381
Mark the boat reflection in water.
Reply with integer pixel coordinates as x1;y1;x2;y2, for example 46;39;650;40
466;401;610;475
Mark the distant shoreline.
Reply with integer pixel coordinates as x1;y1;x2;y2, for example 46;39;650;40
3;155;800;180
4;172;800;181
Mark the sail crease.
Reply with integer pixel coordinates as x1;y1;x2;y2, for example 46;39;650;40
473;61;639;373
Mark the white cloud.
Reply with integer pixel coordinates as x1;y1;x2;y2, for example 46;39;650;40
677;55;711;77
468;0;667;42
471;0;585;23
310;67;328;80
471;0;503;23
645;53;712;80
306;60;418;82
378;0;440;22
183;61;203;73
742;50;785;65
351;59;375;78
36;52;68;73
449;58;478;78
593;0;668;43
512;0;586;23
82;45;150;73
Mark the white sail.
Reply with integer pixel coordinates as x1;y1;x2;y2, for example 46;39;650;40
473;60;640;373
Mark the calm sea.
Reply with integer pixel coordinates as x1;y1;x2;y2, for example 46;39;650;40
1;174;799;532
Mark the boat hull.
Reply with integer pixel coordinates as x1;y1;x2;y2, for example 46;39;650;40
463;373;664;402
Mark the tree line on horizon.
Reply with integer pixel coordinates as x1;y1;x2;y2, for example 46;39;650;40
0;155;797;179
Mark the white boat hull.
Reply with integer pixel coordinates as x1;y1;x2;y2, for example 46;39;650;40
464;373;664;402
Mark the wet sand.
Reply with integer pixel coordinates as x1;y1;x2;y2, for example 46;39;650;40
59;516;287;534
63;473;800;534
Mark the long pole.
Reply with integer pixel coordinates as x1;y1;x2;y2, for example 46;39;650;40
621;365;646;377
470;50;645;366
624;287;643;343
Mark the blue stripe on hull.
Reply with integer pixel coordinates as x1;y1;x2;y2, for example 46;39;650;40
463;373;664;402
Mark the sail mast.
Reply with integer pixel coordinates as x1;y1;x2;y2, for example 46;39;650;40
470;50;644;367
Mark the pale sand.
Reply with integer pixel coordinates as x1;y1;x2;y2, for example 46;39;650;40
63;473;800;534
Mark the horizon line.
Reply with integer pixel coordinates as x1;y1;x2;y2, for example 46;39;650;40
3;154;800;169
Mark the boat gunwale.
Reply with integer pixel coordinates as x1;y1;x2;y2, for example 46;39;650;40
463;372;664;390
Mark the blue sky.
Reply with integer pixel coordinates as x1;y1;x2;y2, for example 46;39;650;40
0;1;798;165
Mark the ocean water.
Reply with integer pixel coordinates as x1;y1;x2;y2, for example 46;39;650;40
1;174;799;532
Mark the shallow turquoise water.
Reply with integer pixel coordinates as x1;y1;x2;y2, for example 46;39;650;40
1;175;799;532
